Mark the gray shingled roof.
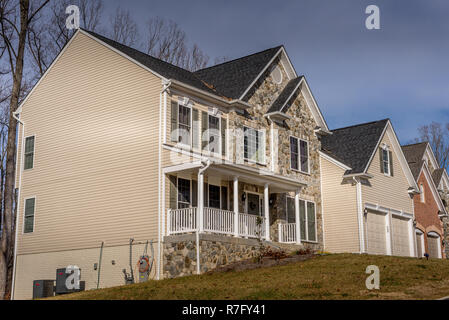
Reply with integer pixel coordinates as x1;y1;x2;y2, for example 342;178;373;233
194;46;283;100
432;168;444;186
321;119;389;175
266;77;303;114
83;29;222;97
401;142;428;180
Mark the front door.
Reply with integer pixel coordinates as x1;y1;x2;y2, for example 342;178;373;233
247;193;261;216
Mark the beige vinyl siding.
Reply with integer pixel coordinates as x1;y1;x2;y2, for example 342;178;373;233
320;156;360;253
362;131;413;214
15;32;163;255
14;243;153;300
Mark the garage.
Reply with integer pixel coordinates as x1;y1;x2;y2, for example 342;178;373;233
365;211;387;255
427;232;441;259
391;216;410;257
416;230;424;258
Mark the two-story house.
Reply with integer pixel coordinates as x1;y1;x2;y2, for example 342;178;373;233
320;119;420;257
401;142;447;259
11;29;330;299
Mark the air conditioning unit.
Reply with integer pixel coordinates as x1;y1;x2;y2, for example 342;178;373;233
55;268;86;295
32;280;55;299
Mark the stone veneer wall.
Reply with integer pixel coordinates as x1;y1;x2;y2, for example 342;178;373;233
226;57;324;250
163;234;312;278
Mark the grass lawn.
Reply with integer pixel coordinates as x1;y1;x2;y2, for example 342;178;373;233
50;253;449;300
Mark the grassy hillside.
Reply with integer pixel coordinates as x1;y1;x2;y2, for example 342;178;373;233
50;254;449;300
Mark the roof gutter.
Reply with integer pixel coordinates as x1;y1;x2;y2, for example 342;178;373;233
343;172;374;179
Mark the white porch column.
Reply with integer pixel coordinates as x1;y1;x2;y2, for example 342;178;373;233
198;173;204;232
295;189;301;245
233;177;239;237
264;184;270;241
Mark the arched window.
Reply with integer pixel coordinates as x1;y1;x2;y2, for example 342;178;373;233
420;183;425;203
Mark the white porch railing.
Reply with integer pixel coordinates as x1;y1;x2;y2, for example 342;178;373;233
278;223;297;243
167;208;265;239
168;208;197;234
239;213;265;239
203;207;235;235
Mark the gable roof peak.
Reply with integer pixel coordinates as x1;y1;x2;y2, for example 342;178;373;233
330;118;390;132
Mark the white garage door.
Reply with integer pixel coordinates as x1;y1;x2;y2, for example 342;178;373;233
391;216;410;257
416;232;424;258
428;235;440;259
366;211;387;255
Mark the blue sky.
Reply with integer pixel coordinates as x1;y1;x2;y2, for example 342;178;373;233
104;0;449;143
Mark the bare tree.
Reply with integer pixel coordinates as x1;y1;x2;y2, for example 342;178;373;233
0;0;49;300
46;0;103;58
110;7;138;47
144;17;209;71
415;121;449;170
213;55;230;65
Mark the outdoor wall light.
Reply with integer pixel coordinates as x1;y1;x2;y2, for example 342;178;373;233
241;193;246;202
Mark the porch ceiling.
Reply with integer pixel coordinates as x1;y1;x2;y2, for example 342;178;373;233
163;161;308;192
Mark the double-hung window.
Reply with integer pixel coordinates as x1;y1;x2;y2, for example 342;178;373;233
290;137;309;173
244;127;265;164
24;197;36;233
380;145;393;176
208;115;220;154
178;104;192;147
24;136;35;170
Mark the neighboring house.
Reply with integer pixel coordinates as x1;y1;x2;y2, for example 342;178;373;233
320;119;420;257
11;29;331;299
401;142;447;259
433;168;449;258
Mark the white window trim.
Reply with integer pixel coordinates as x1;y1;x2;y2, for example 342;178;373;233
176;101;193;150
22;196;37;234
381;144;391;177
24;135;36;171
243;126;266;165
290;136;310;174
420;183;425;203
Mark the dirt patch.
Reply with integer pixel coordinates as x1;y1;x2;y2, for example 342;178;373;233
206;253;318;274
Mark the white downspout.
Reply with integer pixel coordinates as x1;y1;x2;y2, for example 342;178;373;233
354;177;366;254
11;111;25;300
196;159;211;275
157;80;171;281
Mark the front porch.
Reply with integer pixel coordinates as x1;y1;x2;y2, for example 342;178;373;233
163;161;311;245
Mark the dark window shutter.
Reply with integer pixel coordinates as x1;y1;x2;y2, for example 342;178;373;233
221;118;227;157
169;175;178;209
201;111;208;151
192;109;199;149
221;186;228;210
170;101;178;142
191;180;198;207
379;148;384;173
389;151;394;176
204;183;209;207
